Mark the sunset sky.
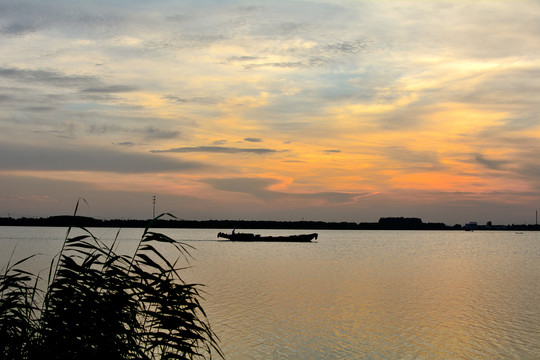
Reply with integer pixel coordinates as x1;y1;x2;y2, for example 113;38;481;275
1;0;540;224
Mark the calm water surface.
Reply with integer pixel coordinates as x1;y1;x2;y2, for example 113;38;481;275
1;227;539;359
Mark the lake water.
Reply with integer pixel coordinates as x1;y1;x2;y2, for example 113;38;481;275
1;227;539;359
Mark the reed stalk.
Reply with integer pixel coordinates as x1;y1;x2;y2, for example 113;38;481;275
0;209;222;360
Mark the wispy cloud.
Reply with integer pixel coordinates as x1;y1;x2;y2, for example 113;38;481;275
87;124;180;141
142;126;180;140
384;147;441;170
0;67;97;88
114;141;135;147
82;85;138;93
0;142;208;173
227;55;261;62
244;137;263;143
321;40;371;56
474;154;510;171
1;22;40;36
0;67;139;100
151;146;282;154
163;95;217;104
203;177;364;203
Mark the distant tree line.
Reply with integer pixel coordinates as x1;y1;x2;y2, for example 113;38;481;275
1;215;538;231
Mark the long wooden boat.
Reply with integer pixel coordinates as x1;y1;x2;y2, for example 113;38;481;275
217;231;318;242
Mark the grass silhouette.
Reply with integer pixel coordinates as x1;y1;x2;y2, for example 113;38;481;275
0;205;222;360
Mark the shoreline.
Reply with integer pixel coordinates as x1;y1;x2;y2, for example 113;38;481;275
1;216;539;231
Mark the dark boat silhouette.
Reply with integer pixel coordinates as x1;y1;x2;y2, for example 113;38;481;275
217;231;318;242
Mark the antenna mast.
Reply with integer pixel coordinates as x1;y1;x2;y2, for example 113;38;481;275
153;194;156;218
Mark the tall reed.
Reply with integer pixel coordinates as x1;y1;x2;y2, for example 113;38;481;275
0;212;222;360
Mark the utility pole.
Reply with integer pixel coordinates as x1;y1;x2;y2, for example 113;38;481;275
153;194;156;219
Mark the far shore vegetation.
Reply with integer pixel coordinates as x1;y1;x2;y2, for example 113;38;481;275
0;209;223;360
1;216;540;231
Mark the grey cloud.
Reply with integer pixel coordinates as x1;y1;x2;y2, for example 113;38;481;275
321;40;371;55
203;177;364;203
302;191;362;203
0;67;138;97
82;85;138;93
252;20;311;37
474;154;510;170
460;67;540;108
115;142;136;147
164;96;189;103
244;61;306;70
502;115;540;133
518;163;540;189
87;123;180;140
235;5;261;13
243;57;328;70
142;126;180;140
0;94;13;102
242;58;331;69
166;14;190;23
0;86;70;112
385;146;440;165
1;22;40;36
144;33;227;52
0;1;124;39
151;146;281;154
163;95;217;104
0;142;207;173
375;110;424;130
324;149;341;153
227;56;261;62
277;21;306;35
88;123;123;135
204;177;279;197
238;39;371;70
0;2;49;36
307;57;328;67
0;67;98;88
244;138;262;143
24;106;56;112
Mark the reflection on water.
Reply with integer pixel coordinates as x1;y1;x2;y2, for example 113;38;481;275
185;230;540;359
1;228;539;359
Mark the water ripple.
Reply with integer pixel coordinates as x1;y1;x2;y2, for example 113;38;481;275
2;228;539;359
